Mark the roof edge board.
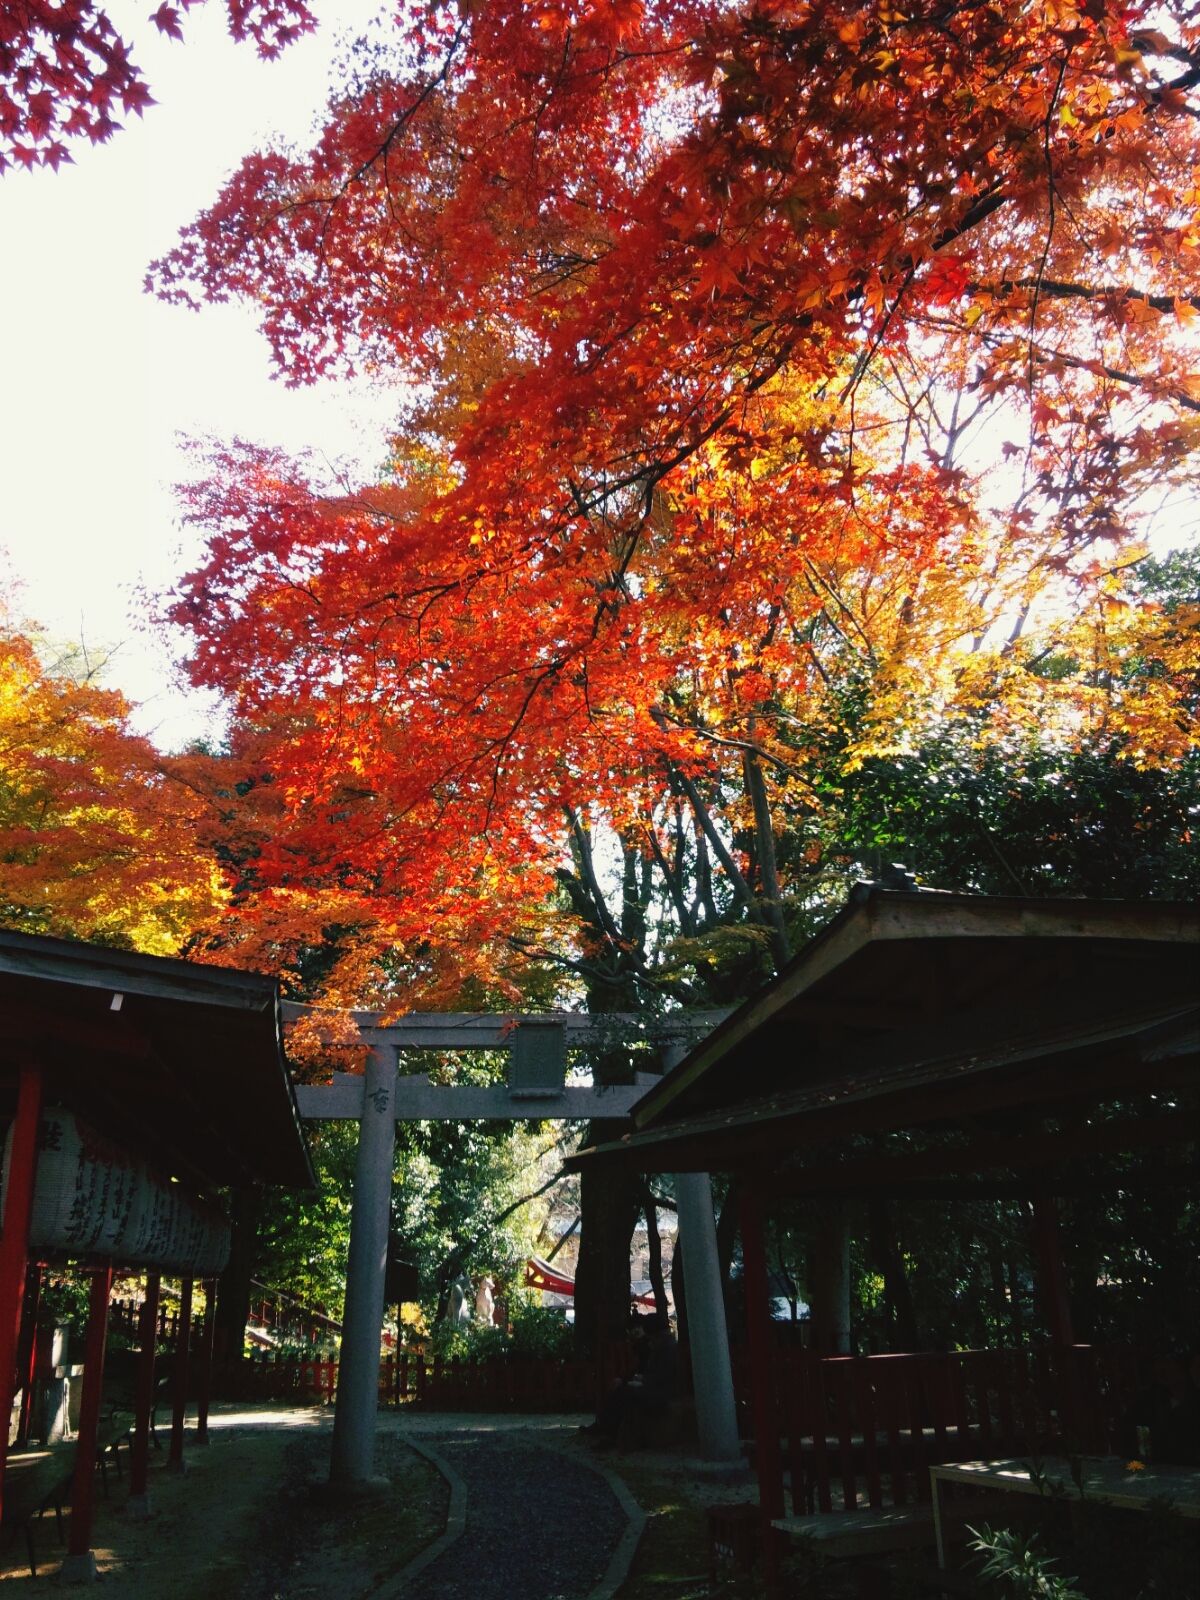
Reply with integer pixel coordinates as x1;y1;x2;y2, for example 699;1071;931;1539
631;894;879;1128
0;938;277;1013
629;891;1200;1131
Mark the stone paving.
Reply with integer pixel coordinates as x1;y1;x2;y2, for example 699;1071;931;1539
383;1416;636;1600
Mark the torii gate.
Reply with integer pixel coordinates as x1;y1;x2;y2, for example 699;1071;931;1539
289;1008;742;1483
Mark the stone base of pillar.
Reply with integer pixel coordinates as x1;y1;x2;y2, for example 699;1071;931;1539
322;1473;392;1500
680;1455;753;1481
61;1551;98;1584
125;1491;153;1520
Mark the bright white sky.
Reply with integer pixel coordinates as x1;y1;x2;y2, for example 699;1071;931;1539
0;0;393;750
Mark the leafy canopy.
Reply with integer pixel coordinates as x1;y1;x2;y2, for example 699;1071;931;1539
0;0;313;172
0;619;224;952
147;0;1200;997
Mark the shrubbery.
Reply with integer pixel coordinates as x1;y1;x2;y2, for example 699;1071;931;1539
426;1296;573;1363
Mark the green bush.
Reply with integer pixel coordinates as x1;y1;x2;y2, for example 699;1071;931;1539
506;1299;573;1360
426;1297;572;1362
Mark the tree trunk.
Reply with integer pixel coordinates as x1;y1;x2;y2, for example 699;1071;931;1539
743;744;791;971
716;1180;739;1321
808;1200;852;1354
672;1238;689;1352
987;1241;1010;1344
215;1186;264;1366
574;1121;641;1359
868;1197;919;1352
1004;1255;1026;1343
643;1187;668;1321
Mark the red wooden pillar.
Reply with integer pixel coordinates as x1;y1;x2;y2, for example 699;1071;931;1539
1031;1192;1074;1346
64;1266;114;1580
740;1183;784;1591
195;1278;218;1445
0;1062;44;1524
1030;1191;1086;1448
16;1262;42;1444
128;1273;161;1516
168;1276;194;1470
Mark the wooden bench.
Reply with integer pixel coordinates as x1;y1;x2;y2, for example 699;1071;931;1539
3;1406;137;1576
95;1407;133;1491
774;1506;938;1558
2;1444;73;1577
773;1491;1015;1560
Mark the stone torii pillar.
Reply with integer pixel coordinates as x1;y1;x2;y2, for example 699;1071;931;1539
329;1046;396;1490
662;1038;741;1465
291;1007;731;1488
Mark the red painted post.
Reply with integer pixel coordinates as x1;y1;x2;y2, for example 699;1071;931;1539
16;1262;42;1444
0;1062;43;1523
740;1184;783;1591
1030;1192;1074;1346
1030;1191;1081;1442
129;1274;161;1514
168;1277;194;1471
195;1279;218;1445
64;1267;114;1579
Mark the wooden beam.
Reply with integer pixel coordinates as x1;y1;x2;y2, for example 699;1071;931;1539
195;1279;218;1447
0;1002;154;1067
168;1277;194;1473
0;1062;42;1528
64;1267;113;1579
765;1168;1199;1202
740;1184;785;1576
128;1274;161;1516
1031;1192;1074;1345
0;934;274;1014
629;892;1199;1129
768;1110;1200;1198
16;1264;41;1446
578;1033;1197;1175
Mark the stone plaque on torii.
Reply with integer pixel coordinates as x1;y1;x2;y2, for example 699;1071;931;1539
289;1006;742;1483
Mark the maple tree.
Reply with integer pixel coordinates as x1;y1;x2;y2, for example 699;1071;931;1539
0;0;312;172
148;0;1199;988
0;616;224;951
139;0;1200;1343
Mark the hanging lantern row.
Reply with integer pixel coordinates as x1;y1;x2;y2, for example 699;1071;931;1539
2;1107;230;1274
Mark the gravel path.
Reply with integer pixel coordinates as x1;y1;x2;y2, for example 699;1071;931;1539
404;1429;628;1600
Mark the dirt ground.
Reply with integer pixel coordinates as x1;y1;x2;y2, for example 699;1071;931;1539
0;1403;446;1597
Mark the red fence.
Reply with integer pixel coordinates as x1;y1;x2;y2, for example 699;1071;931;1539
211;1341;639;1410
742;1344;1137;1516
169;1325;1136;1487
218;1350;339;1404
245;1280;342;1348
108;1295;206;1347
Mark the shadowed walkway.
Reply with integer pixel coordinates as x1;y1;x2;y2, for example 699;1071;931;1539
389;1417;634;1600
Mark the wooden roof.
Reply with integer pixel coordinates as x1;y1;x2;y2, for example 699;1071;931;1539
0;930;315;1191
570;889;1199;1182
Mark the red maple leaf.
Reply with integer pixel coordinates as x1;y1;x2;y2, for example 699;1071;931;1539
149;4;184;40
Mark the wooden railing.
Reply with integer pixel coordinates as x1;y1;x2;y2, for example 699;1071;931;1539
107;1295;206;1347
217;1350;339;1403
737;1344;1138;1516
211;1341;639;1411
245;1280;342;1348
108;1283;339;1356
